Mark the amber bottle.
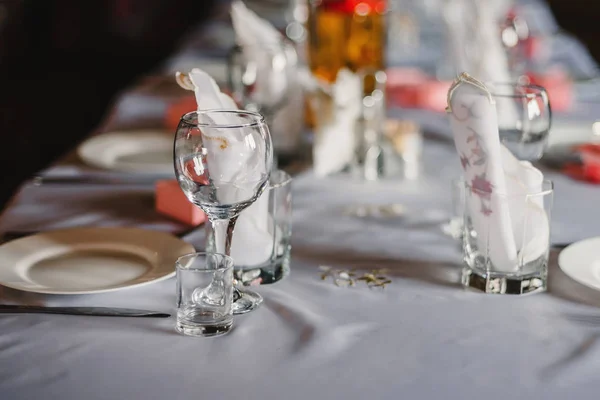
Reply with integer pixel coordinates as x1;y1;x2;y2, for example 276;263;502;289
307;0;386;92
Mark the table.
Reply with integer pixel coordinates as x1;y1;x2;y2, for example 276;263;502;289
3;1;600;399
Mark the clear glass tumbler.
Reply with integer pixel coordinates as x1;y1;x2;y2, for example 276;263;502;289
462;180;554;295
176;252;234;337
207;170;293;285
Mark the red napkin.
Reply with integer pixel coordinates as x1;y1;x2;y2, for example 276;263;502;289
562;144;600;184
386;67;451;112
155;179;206;225
524;68;573;112
164;95;197;131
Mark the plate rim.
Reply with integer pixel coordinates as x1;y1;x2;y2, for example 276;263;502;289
0;227;194;295
76;130;173;173
558;236;600;290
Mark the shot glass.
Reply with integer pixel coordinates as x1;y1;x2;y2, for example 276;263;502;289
461;180;554;295
175;252;234;337
206;170;293;285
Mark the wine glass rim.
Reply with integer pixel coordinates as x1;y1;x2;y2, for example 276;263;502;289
486;82;547;99
175;251;234;271
180;110;266;129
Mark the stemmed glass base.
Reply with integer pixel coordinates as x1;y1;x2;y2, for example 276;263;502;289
232;289;263;314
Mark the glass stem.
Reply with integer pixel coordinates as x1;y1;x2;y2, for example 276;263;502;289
211;217;238;257
211;217;243;301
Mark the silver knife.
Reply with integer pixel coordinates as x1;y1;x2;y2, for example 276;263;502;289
0;305;171;318
29;174;168;186
2;224;201;243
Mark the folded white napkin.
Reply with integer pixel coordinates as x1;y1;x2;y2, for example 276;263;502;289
230;0;303;155
447;73;549;272
309;68;362;177
442;0;513;82
230;0;288;109
179;68;274;266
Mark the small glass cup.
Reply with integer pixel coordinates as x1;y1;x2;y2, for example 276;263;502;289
462;180;554;295
206;170;292;285
175;252;234;337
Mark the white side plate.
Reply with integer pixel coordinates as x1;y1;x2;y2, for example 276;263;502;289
558;237;600;291
77;130;173;174
0;227;194;295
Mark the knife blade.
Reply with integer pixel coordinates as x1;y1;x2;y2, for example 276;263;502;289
0;305;171;318
1;223;201;244
29;174;167;186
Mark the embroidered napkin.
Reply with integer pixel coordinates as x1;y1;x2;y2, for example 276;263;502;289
447;73;549;272
176;68;274;265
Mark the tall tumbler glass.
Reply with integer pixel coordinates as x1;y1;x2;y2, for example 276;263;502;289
207;170;293;285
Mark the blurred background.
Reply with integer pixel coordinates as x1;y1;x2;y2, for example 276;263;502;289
0;0;222;208
0;0;597;208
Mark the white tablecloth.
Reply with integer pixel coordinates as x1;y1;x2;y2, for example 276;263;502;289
3;137;600;399
3;1;600;398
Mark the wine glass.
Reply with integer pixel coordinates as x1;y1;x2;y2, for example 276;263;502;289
227;41;298;120
227;41;301;167
488;82;552;161
174;110;273;314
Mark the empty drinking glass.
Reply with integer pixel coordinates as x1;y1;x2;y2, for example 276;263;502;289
488;82;552;161
176;252;234;337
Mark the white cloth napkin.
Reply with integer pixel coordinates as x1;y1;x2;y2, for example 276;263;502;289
442;0;514;82
230;0;288;109
447;73;549;272
230;0;303;155
309;68;362;177
184;68;274;266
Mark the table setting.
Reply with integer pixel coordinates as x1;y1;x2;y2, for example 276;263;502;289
5;0;600;398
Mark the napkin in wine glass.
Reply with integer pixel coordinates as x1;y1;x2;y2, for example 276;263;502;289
180;68;274;265
230;0;288;109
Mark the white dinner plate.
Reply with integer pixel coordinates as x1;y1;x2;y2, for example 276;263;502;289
0;227;194;295
558;237;600;291
77;130;173;174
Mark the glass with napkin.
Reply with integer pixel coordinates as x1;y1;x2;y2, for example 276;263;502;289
177;68;274;266
229;0;303;156
447;73;550;274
